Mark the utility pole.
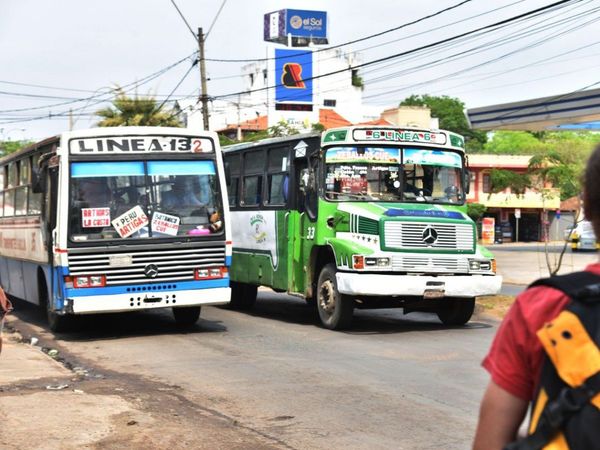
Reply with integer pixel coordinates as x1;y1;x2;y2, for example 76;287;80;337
197;27;210;130
236;95;242;141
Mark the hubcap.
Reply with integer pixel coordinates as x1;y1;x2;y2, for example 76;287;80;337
319;279;336;314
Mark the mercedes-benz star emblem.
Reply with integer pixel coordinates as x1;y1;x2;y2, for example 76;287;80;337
422;226;438;245
144;264;159;278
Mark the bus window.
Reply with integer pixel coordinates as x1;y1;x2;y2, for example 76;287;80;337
7;162;16;188
242;175;262;206
15;160;29;215
242;150;264;206
225;154;240;207
28;156;42;215
266;147;289;206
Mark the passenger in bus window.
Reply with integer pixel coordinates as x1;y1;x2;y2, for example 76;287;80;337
77;178;112;207
162;177;205;209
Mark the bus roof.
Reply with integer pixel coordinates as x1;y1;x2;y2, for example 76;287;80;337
321;126;465;151
222;126;465;155
222;131;320;154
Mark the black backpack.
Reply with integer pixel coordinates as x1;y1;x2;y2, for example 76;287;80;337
506;271;600;450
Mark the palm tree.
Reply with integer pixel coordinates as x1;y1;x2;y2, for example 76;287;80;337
96;88;183;127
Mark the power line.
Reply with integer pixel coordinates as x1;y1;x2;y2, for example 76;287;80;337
205;0;228;39
157;61;197;111
209;0;580;101
170;0;197;43
361;2;600;98
204;0;475;63
0;53;195;115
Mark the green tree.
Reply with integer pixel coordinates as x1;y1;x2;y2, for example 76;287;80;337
268;120;299;137
0;140;33;156
482;131;548;155
467;203;487;222
399;94;487;151
482;131;599;200
96;88;183;127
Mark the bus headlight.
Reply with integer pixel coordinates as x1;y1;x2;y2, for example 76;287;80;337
469;259;495;273
365;257;391;267
72;275;106;288
195;266;228;280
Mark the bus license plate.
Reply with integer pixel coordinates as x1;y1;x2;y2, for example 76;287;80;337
109;255;132;266
424;289;445;299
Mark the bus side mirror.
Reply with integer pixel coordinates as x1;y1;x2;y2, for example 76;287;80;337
463;169;471;195
32;166;47;193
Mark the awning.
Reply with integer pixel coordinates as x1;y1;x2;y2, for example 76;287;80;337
466;87;600;131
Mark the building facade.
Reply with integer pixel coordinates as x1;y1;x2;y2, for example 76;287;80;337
467;154;561;242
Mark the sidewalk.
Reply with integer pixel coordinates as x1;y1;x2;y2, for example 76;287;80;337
488;242;598;285
0;320;140;450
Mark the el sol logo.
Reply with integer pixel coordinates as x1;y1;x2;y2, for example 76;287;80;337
281;63;305;89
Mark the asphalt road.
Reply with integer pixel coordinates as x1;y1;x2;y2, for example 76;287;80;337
12;243;593;448
11;292;497;450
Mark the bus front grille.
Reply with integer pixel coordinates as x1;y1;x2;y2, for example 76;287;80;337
67;244;226;286
392;256;469;273
384;222;474;251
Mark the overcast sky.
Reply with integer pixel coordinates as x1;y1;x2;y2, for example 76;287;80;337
1;0;599;140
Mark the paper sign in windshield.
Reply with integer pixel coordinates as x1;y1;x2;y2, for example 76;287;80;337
151;212;180;236
112;206;149;238
403;149;462;168
82;208;111;228
326;147;400;163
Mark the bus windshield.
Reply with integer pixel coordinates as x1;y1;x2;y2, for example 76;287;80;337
69;160;223;242
324;146;464;204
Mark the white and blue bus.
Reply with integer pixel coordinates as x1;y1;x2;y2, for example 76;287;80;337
0;127;231;331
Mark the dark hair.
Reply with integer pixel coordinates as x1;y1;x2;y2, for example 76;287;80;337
584;143;600;237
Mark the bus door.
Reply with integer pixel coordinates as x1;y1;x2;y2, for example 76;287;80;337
290;154;318;295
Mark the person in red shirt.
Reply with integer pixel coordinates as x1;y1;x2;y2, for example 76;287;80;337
473;143;600;450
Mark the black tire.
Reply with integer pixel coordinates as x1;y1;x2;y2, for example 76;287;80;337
436;297;475;326
39;274;71;332
229;281;258;310
316;264;354;330
172;306;201;327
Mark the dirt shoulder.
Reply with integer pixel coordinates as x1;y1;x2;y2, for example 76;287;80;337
0;321;285;450
476;295;516;321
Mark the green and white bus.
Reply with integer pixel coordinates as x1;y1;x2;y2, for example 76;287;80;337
224;126;501;330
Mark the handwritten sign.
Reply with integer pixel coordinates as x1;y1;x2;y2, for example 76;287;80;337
111;206;149;238
151;212;180;236
82;208;111;228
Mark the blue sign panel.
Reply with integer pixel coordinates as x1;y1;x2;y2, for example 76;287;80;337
264;9;328;46
285;9;327;39
275;49;313;104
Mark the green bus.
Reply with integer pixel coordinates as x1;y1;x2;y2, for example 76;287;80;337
223;126;501;330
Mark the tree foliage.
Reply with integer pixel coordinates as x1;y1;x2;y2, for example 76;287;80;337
399;94;487;151
489;169;531;195
481;131;600;200
96;88;183;127
0;140;33;156
467;203;487;222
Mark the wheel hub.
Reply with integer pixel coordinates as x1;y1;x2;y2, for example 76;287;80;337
319;279;336;314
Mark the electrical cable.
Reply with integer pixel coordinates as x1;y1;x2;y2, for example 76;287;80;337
204;0;475;62
209;0;580;101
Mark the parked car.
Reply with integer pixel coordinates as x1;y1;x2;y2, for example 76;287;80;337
567;221;599;251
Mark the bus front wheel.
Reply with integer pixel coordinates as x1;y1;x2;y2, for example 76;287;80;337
229;282;258;310
172;306;201;327
40;276;71;333
436;297;475;326
316;264;354;330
